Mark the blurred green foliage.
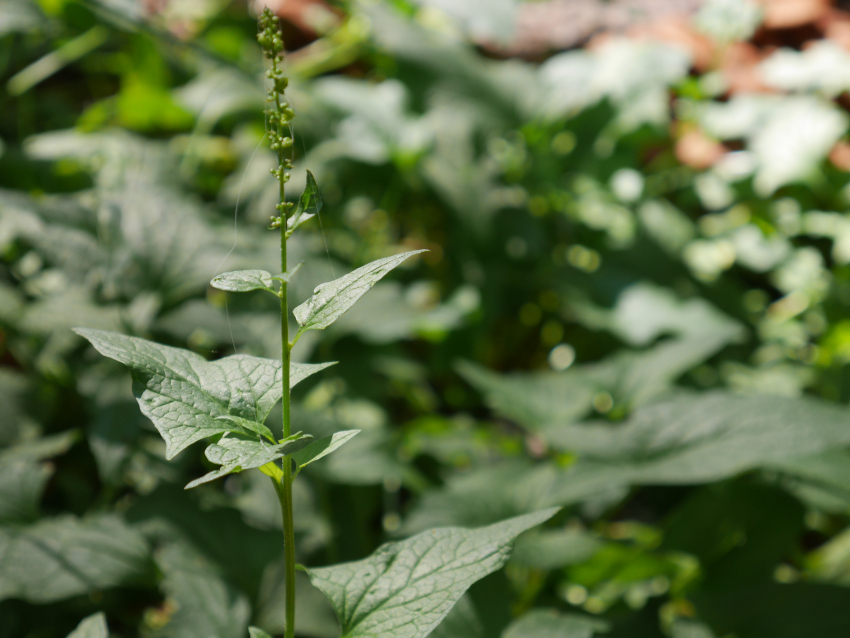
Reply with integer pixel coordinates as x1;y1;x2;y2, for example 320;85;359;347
5;0;850;636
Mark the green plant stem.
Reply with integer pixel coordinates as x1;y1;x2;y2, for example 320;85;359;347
273;53;296;638
279;214;296;638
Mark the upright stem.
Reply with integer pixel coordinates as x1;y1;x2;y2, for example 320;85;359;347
277;84;297;638
259;10;297;636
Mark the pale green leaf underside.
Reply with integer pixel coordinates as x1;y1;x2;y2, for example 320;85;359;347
248;628;274;638
305;508;558;638
73;329;335;459
185;434;313;489
66;612;108;638
292;429;360;473
211;270;274;292
293;250;427;336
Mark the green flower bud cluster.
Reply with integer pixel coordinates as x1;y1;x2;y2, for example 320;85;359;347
257;7;296;231
256;7;284;58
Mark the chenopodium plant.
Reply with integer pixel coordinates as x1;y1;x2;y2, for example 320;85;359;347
75;8;556;638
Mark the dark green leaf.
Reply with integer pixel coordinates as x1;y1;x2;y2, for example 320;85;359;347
0;515;151;603
215;415;276;443
287;170;322;234
0;431;78;523
511;528;602;570
292;429;360;473
153;541;249;638
501;609;609;638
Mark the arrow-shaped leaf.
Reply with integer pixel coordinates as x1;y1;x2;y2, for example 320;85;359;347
185;434;313;489
293;250;427;338
286;170;321;235
73;329;334;459
211;270;275;293
305;508;558;638
292;429;360;474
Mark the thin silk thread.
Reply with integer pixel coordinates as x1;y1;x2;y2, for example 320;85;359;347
213;132;267;355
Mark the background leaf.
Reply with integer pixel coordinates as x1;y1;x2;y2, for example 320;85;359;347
66;613;108;638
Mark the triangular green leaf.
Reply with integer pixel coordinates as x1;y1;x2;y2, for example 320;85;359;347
248;628;274;638
274;261;304;283
185;433;314;489
292;429;360;474
66;612;108;638
73;329;334;458
293;250;427;337
211;270;275;293
305;508;558;638
286;170;321;235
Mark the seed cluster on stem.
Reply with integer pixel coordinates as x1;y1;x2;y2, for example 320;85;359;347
258;8;298;638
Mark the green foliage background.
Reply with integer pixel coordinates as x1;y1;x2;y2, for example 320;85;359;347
4;0;850;636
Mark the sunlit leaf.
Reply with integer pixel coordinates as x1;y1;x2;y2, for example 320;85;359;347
293;250;427;338
74;329;333;458
306;508;558;638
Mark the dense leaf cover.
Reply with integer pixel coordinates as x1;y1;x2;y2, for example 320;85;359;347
4;0;850;637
